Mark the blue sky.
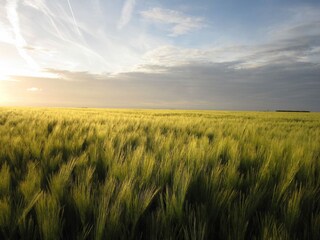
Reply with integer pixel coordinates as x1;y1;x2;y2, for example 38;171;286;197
0;0;320;110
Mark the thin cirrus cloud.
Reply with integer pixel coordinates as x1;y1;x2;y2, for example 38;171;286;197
6;0;39;70
4;0;121;74
27;87;42;92
66;0;82;37
140;7;205;36
118;0;136;30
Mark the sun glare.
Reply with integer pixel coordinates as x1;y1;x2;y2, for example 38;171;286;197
0;88;8;104
0;66;10;104
0;60;12;81
0;73;9;81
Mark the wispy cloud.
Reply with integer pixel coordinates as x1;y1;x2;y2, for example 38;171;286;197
6;0;39;69
20;0;111;72
27;87;42;92
45;68;106;81
23;0;64;39
140;21;320;71
66;0;82;37
0;21;15;44
141;7;204;36
118;0;136;29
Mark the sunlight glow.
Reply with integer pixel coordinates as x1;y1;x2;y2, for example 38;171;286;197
0;59;17;81
0;59;58;80
0;87;9;104
0;61;10;81
0;74;8;81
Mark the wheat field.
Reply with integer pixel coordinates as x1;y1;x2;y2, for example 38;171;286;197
0;107;319;239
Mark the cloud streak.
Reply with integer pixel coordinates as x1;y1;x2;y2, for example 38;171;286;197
27;87;42;92
16;0;112;72
141;7;204;36
66;0;82;37
6;0;39;69
118;0;136;29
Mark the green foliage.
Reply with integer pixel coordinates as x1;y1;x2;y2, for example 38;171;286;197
0;163;10;197
0;107;319;239
35;193;63;240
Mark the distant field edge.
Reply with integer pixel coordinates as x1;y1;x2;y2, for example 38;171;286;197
276;110;311;113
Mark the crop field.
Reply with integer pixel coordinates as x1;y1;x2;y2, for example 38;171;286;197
0;107;319;240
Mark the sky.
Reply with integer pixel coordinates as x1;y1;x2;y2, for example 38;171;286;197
0;0;319;110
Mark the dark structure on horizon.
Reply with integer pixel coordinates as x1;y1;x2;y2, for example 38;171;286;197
276;110;310;113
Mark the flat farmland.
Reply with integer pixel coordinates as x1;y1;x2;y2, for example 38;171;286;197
0;108;319;240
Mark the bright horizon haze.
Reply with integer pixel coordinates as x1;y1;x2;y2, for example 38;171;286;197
0;0;320;111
